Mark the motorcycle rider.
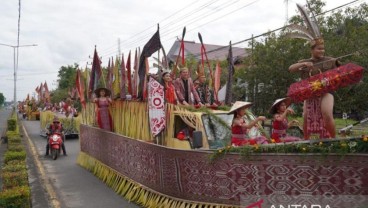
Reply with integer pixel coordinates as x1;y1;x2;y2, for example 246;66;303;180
45;117;67;156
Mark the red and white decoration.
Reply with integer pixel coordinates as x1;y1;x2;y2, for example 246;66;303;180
148;77;166;136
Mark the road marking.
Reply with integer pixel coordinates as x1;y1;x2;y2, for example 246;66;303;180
22;125;61;208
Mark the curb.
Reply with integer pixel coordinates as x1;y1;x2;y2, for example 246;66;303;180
22;124;61;208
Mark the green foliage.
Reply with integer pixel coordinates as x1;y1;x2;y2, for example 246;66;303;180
2;163;27;173
210;137;368;162
7;118;17;131
0;186;31;208
8;137;22;145
57;64;78;89
1;170;28;189
6;160;26;166
4;151;26;164
6;131;19;140
7;144;25;152
51;63;78;104
0;92;5;106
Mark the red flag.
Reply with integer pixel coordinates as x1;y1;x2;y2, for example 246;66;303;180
88;47;103;99
76;69;86;108
126;51;132;95
142;57;150;100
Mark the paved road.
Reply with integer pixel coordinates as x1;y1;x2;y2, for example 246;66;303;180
22;118;140;208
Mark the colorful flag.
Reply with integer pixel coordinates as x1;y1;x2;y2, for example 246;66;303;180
88;47;103;99
43;81;50;101
148;76;165;136
138;29;162;100
112;56;120;99
126;51;132;95
106;58;112;91
120;53;126;100
76;69;86;108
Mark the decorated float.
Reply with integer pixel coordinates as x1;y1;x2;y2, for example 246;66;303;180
74;9;367;206
75;99;368;208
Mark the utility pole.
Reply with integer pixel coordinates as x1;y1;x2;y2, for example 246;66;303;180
0;43;37;107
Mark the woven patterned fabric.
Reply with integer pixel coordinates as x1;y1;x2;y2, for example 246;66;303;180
80;125;368;206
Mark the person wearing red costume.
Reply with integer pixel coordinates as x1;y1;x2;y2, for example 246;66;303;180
93;88;113;131
270;98;302;143
229;101;268;146
287;3;340;139
161;70;178;104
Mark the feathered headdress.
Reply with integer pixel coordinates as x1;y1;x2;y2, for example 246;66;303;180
286;3;323;47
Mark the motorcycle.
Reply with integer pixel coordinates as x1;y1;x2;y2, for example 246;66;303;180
48;133;63;160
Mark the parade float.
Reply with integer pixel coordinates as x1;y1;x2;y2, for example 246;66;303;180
75;98;368;208
73;4;368;206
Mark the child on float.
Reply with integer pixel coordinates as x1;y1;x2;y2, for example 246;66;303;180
229;101;268;146
270;97;302;143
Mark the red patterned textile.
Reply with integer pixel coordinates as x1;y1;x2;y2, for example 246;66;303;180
305;97;330;139
288;63;364;103
80;125;368;207
148;77;165;136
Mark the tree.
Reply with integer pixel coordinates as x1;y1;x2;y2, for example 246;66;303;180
0;93;5;106
50;64;79;104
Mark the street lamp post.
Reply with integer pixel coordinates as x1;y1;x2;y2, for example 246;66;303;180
0;43;37;107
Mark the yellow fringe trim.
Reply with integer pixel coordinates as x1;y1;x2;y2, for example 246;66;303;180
77;152;239;208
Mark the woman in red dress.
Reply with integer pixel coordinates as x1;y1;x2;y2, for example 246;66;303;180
270;97;302;143
161;70;177;104
93;88;113;131
229;101;268;146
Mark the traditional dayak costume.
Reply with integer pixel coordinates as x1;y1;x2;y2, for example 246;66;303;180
229;101;268;146
161;70;177;104
195;73;215;105
270;98;302;143
94;88;113;131
286;4;339;139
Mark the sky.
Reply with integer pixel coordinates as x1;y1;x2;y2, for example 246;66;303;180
0;0;365;102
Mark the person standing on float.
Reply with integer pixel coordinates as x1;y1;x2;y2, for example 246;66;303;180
287;3;340;139
93;87;113;131
174;67;203;106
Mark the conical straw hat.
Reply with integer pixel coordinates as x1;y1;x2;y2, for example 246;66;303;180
269;97;292;114
228;101;253;114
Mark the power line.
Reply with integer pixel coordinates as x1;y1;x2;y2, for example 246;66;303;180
97;0;208;55
79;0;363;66
100;0;252;59
189;0;363;58
98;0;224;58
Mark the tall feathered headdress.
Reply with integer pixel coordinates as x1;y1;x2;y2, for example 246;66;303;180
286;3;323;47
